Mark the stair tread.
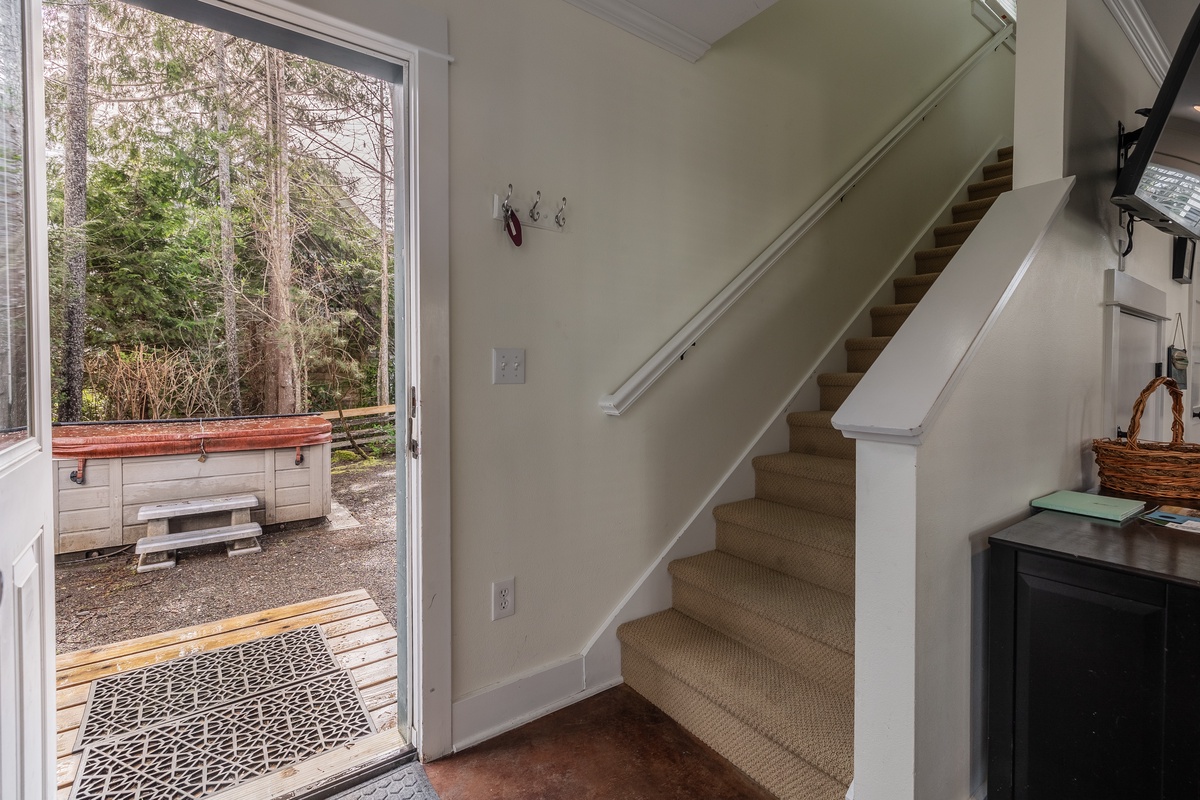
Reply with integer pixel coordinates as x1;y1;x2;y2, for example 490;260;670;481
787;409;837;428
915;244;961;260
618;610;854;785
998;145;1013;159
816;372;863;387
934;219;980;237
953;195;997;212
893;272;939;287
968;174;1012;191
951;197;998;221
714;498;854;559
843;336;891;351
671;551;854;654
870;302;918;317
753;452;855;487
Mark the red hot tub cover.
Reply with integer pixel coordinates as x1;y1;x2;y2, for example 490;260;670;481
52;416;333;459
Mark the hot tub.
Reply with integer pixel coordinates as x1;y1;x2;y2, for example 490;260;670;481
52;415;333;555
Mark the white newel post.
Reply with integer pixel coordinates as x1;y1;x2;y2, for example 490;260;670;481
847;437;920;800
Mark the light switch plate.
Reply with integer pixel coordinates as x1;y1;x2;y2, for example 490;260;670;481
492;348;525;384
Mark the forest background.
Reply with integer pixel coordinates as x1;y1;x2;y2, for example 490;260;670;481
44;0;395;422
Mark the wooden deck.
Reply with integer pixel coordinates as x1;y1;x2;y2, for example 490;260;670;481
55;590;406;800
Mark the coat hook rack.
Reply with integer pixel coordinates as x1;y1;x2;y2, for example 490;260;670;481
491;185;569;234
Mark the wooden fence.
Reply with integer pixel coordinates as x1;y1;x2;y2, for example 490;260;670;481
318;404;397;453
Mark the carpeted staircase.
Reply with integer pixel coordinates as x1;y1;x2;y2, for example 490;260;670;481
617;146;1014;800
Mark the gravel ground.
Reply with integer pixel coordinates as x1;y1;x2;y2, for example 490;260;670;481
54;455;399;654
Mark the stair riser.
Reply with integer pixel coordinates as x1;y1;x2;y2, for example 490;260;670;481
935;229;973;248
672;581;854;696
819;384;855;412
621;651;849;800
968;179;1011;201
756;471;854;519
789;425;854;460
846;346;882;372
871;312;910;337
998;145;1013;160
915;254;952;274
716;522;854;595
894;280;934;305
952;205;990;224
983;161;1013;180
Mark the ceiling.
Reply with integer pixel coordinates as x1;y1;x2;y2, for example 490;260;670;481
561;0;778;62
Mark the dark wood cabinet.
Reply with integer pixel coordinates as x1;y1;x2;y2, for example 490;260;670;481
989;511;1200;800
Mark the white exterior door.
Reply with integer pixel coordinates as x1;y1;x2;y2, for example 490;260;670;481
0;0;54;798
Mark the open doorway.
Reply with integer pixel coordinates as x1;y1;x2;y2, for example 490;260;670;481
41;1;416;796
0;1;447;795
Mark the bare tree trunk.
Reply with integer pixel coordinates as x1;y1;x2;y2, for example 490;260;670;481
214;31;242;415
59;0;88;421
377;80;390;407
263;49;297;414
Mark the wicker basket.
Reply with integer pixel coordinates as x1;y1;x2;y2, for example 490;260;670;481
1092;376;1200;501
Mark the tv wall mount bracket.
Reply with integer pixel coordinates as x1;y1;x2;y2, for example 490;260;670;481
1116;110;1152;258
1117;110;1151;178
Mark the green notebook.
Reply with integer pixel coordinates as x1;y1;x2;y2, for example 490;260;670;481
1030;490;1146;521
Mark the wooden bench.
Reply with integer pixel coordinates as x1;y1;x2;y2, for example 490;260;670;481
136;494;262;573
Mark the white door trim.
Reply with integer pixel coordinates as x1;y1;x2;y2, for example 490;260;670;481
182;0;454;760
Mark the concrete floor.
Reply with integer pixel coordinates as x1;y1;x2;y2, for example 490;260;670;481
424;685;776;800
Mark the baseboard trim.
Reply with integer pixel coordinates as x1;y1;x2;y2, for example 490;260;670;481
450;657;623;752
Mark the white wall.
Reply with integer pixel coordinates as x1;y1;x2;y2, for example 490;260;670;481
291;0;1015;706
907;2;1188;798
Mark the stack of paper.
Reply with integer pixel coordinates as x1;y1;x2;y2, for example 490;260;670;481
1030;490;1146;522
1143;506;1200;532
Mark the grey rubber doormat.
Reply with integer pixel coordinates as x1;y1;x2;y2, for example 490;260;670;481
70;669;377;800
75;624;339;749
330;762;441;800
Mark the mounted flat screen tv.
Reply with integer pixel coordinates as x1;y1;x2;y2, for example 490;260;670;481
1112;2;1200;238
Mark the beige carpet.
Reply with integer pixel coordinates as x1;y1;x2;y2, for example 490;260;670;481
617;145;1013;800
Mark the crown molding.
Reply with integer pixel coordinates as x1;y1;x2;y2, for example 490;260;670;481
561;0;711;62
1103;0;1170;85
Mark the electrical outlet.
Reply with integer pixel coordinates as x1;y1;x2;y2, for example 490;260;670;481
492;348;525;384
492;577;515;620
